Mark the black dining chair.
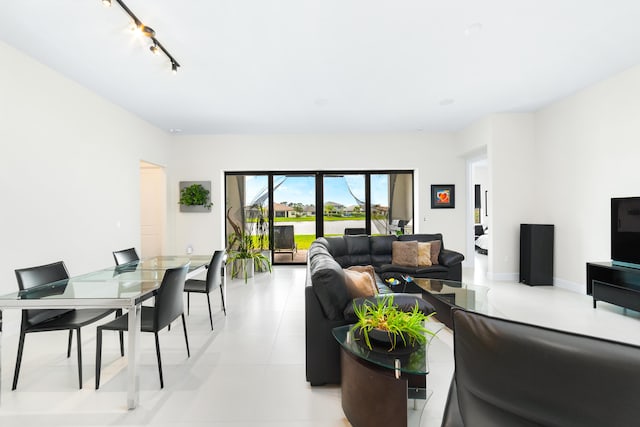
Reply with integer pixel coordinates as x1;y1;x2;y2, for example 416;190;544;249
13;261;123;390
112;247;139;266
184;250;226;330
95;264;190;389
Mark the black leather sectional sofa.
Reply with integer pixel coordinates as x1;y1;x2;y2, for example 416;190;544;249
305;233;464;385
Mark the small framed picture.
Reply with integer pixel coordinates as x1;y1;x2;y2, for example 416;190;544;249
431;184;455;209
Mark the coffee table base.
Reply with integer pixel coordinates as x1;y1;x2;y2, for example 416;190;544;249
340;349;427;427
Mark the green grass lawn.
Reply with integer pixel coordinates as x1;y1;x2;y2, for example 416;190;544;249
273;215;368;222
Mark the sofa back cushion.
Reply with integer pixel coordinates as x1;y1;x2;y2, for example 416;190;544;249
370;235;397;266
308;241;350;320
322;236;349;266
344;235;372;266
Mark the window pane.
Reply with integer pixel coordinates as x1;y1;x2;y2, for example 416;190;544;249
273;175;315;264
323;174;366;236
370;173;413;235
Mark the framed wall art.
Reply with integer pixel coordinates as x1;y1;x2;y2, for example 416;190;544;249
431;184;455;209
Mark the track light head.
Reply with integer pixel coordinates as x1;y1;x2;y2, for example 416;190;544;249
103;0;180;71
135;24;155;37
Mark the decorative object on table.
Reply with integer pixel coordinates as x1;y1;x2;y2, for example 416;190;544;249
179;181;212;212
350;295;435;352
226;208;271;282
385;277;400;286
431;184;455;209
401;275;414;283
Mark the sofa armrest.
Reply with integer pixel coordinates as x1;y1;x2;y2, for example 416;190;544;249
439;249;465;267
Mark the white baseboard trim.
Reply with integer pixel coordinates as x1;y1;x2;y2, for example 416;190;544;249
488;272;519;282
553;278;584;294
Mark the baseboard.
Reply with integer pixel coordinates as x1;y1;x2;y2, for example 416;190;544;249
488;272;519;282
553;277;584;294
485;272;583;294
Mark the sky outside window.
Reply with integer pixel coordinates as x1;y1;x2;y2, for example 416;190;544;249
245;175;389;206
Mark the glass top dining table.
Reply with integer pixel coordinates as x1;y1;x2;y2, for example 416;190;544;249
0;255;212;410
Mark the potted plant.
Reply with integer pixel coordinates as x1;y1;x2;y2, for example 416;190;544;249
250;203;271;272
350;295;435;351
226;208;272;282
179;183;212;209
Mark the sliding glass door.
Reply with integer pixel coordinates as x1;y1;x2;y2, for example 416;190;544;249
323;174;366;236
225;174;270;256
272;174;316;263
371;172;414;235
225;170;413;265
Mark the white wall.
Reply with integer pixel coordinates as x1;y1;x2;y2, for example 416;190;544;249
5;36;639;296
534;64;640;291
488;114;537;281
0;41;171;294
166;133;468;258
457;114;537;280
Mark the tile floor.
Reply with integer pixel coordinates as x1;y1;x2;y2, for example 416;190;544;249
1;254;639;426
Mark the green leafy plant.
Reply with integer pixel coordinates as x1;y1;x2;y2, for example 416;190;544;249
226;208;271;282
179;184;212;208
350;295;435;351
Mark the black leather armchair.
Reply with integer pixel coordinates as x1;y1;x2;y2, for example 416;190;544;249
442;309;640;427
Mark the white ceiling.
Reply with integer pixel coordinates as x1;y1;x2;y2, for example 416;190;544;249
2;1;640;135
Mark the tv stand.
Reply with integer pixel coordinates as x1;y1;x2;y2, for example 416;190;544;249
586;262;640;311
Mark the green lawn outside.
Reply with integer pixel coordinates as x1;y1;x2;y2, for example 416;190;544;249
248;215;386;223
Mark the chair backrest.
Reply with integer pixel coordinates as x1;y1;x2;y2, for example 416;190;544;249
450;309;640;427
112;248;139;266
273;225;295;249
205;250;225;293
15;261;72;326
154;264;189;330
344;228;366;235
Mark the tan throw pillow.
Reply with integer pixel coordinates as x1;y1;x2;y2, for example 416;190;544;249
430;240;442;265
343;268;377;298
392;241;418;267
418;242;432;267
347;265;379;293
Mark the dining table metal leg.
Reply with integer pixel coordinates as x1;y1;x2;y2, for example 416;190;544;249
127;304;142;410
0;309;3;405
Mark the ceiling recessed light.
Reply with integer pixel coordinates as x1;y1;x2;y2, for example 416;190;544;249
439;98;455;106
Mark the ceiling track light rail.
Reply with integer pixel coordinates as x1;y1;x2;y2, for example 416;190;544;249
102;0;180;73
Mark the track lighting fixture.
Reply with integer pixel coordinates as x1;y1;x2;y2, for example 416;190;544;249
102;0;180;73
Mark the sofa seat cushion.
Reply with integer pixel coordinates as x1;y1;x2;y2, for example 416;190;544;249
343;293;436;322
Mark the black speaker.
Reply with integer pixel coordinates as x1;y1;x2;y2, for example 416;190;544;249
520;224;554;285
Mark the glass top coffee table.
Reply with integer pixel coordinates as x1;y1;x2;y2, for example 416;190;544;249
409;278;499;329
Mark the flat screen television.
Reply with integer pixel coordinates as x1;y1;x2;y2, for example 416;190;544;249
611;197;640;268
